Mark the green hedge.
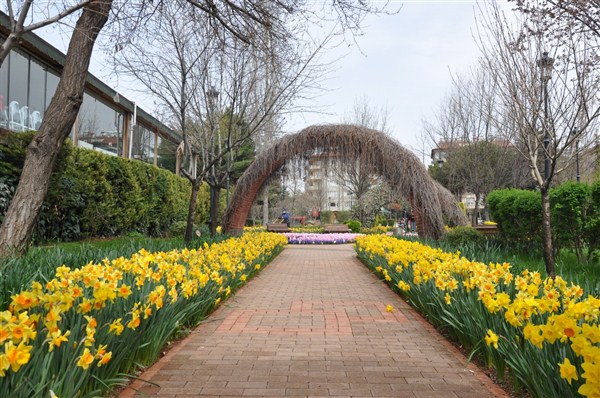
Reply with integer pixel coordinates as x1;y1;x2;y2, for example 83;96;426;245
442;225;486;247
488;181;600;260
346;219;362;233
0;132;207;242
487;188;543;252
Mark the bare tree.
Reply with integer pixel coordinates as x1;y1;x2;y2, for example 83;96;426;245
0;0;393;256
117;3;344;239
187;25;336;237
424;65;530;226
509;0;600;181
0;0;112;257
510;0;600;48
0;1;96;65
476;3;600;276
324;96;391;223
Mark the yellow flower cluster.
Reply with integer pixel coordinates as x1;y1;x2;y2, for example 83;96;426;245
355;235;600;397
243;226;267;233
361;225;389;235
0;232;286;379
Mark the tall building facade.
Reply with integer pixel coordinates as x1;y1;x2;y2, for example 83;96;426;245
304;153;357;212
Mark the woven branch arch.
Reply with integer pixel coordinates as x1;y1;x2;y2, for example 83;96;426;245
223;124;466;238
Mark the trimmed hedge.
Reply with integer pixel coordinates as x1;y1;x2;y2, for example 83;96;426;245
487;188;543;252
0;132;208;242
442;225;486;247
488;181;600;260
346;219;362;233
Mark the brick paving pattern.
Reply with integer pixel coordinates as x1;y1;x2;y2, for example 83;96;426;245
120;244;508;398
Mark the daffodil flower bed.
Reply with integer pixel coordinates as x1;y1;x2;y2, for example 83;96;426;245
283;233;361;244
360;225;390;235
355;234;600;398
0;232;287;398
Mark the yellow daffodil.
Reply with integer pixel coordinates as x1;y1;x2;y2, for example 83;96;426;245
578;362;600;397
117;284;132;298
4;341;32;372
485;329;499;349
444;293;452;305
0;354;10;377
47;330;70;352
76;348;94;370
559;358;579;385
108;318;124;336
0;232;287;380
97;351;112;367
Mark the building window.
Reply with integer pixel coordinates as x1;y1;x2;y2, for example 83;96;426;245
157;134;177;173
45;71;59;108
131;124;155;164
28;58;45;130
0;49;59;132
0;57;8;128
77;93;124;156
8;50;29;131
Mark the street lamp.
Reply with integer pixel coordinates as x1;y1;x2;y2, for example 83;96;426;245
206;87;220;233
574;127;580;182
538;51;554;181
206;86;219;108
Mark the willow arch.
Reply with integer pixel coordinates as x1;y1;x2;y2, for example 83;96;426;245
224;124;466;238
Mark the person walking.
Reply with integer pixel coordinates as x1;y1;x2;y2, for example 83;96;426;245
282;209;290;227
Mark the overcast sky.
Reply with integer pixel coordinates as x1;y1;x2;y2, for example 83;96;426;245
283;1;513;163
42;1;513;164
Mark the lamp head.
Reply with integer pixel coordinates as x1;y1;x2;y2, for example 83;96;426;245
538;51;554;80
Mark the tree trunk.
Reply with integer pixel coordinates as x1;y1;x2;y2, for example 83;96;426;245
262;189;269;226
209;186;221;236
184;179;201;243
0;33;20;67
0;1;112;258
471;192;480;227
540;187;556;278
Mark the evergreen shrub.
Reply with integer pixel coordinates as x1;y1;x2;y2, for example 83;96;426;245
0;132;195;242
488;183;600;261
487;188;543;252
550;181;592;260
346;219;361;233
442;226;486;248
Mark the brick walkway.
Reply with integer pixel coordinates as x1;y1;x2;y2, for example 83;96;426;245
120;245;508;398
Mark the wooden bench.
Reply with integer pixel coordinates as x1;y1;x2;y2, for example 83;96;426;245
474;225;499;236
266;223;290;233
323;224;351;233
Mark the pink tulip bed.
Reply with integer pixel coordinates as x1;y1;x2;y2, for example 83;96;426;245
283;233;362;244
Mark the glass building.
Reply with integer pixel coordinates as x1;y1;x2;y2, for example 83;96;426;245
0;12;180;174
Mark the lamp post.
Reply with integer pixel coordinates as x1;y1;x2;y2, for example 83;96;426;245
574;127;580;182
206;87;219;233
538;51;554;182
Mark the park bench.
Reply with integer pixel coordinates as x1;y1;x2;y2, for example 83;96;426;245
473;225;498;236
323;224;351;233
266;223;291;233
